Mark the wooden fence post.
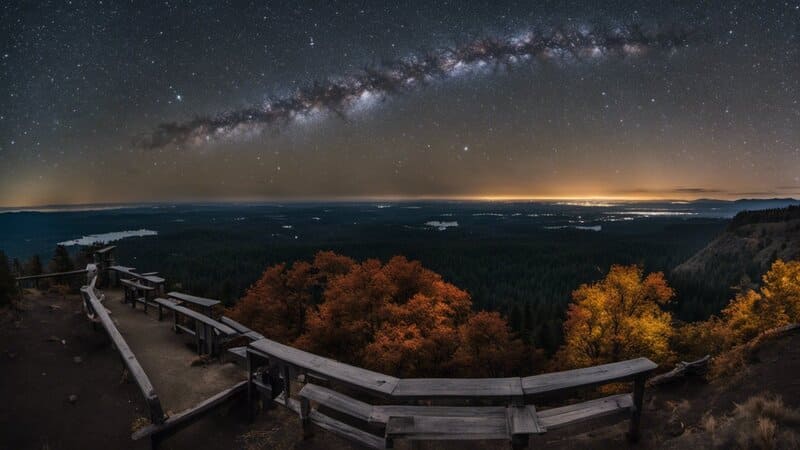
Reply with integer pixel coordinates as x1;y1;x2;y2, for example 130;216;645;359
300;395;313;439
628;374;646;442
247;350;254;423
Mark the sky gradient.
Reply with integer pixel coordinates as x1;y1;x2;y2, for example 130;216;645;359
1;1;799;207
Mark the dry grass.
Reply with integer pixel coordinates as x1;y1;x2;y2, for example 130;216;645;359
709;394;800;449
709;325;800;382
130;416;151;433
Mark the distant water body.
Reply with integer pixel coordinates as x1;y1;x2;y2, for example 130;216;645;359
57;229;158;246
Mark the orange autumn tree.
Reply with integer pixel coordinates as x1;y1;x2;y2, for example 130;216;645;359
228;251;355;343
554;264;675;369
451;311;527;376
229;252;527;377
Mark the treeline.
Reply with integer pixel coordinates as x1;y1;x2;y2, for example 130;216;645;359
727;204;800;230
553;259;800;378
3;217;732;355
106;219;724;353
228;251;800;378
8;244;99;278
3;244;98;295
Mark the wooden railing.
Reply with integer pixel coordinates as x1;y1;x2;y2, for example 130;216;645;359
16;268;89;281
245;333;657;449
80;275;166;424
48;247;658;449
15;268;89;291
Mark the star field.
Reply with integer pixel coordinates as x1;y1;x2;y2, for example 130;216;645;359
0;1;798;206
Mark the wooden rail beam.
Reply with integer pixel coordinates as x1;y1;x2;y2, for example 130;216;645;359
81;277;166;424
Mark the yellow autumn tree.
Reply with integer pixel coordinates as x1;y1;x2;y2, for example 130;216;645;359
717;259;800;346
555;264;675;369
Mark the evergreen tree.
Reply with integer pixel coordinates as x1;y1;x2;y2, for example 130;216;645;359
26;254;43;276
50;245;74;273
11;258;22;277
0;251;16;306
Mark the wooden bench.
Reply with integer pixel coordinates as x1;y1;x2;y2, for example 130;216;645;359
246;336;657;449
120;278;157;313
154;298;237;355
110;265;165;295
167;291;220;317
298;383;541;448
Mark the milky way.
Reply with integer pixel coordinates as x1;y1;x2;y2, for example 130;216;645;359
141;23;691;149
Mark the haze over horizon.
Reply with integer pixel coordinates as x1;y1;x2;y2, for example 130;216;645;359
2;1;798;207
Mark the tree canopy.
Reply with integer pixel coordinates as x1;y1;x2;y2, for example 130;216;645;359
555;264;675;368
49;245;74;273
229;251;528;377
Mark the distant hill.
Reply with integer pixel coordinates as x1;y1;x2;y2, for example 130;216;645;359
672;204;800;317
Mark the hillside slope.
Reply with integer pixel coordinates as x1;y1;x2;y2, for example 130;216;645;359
671;205;800;316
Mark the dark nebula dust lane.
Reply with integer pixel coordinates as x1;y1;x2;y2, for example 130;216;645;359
141;23;693;149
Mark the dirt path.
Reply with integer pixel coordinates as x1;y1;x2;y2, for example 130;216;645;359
102;288;245;414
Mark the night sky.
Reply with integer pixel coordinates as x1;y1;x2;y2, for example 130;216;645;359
1;1;799;207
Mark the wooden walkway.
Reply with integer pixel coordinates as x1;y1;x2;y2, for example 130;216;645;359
103;288;246;413
67;248;661;449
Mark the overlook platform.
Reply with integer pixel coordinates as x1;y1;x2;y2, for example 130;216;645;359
102;288;245;413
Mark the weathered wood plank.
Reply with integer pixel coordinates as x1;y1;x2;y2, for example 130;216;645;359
537;393;633;430
649;355;710;386
154;297;177;307
168;291;221;308
158;300;237;335
308;410;386;449
249;339;399;396
385;415;509;440
81;279;165;424
299;383;374;422
372;405;507;424
243;330;266;340
16;268;88;281
507;405;544;435
227;346;247;359
391;377;523;399
131;380;248;440
109;265;136;274
120;279;154;291
521;358;657;396
219;316;253;334
175;323;197;336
